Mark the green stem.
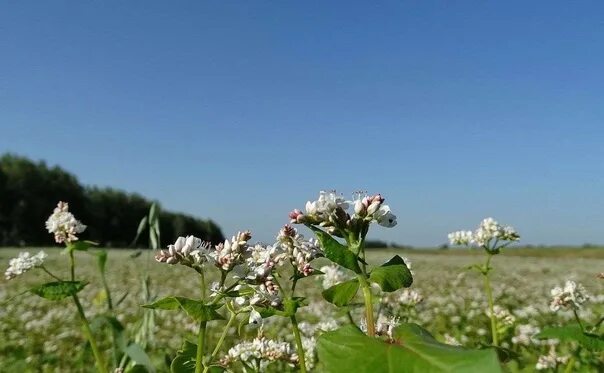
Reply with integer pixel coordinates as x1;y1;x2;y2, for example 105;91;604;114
41;266;63;281
483;255;498;346
73;294;108;373
69;249;76;281
573;309;585;332
204;311;238;372
358;275;375;336
195;321;207;373
563;356;575;373
290;314;308;373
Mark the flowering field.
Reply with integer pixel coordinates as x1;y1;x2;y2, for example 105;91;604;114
1;247;602;372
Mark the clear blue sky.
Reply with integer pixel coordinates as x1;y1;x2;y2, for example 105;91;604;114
1;1;603;246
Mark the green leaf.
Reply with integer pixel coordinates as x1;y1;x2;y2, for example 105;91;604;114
283;297;307;315
132;215;148;246
317;324;502;373
30;281;88;300
96;250;108;275
536;325;604;351
124;343;156;373
309;226;361;273
322;279;360;307
67;240;98;252
368;255;413;292
149;202;159;223
142;297;224;322
171;340;197;373
125;365;149;373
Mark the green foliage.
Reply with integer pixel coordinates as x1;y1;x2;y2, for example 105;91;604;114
369;255;413;292
536;325;604;351
317;324;502;373
170;341;196;373
322;279;360;307
142;297;224;322
29;281;88;300
124;343;156;373
309;226;362;273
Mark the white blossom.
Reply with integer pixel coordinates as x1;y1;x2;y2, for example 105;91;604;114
535;346;569;370
45;201;86;244
511;324;540;346
221;336;297;369
5;251;47;280
319;264;349;289
549;280;589;311
155;235;210;267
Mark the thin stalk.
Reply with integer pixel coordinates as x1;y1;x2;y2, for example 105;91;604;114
195;321;207;373
73;294;108;373
204;312;238;372
195;270;208;373
358;275;375;336
483;255;498;346
573;309;585;332
69;249;76;281
563;356;575;373
40;266;63;281
290;314;307;373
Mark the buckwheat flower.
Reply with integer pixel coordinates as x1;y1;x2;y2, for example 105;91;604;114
375;315;400;339
249;309;263;325
511;324;540;346
535;346;569;370
5;251;47;280
549;280;589;311
396;288;423;306
45;201;87;244
486;305;515;326
208;231;252;271
319;264;349;289
155;235;210;267
277;225;321;277
221;336;298;368
444;334;462;346
448;230;473;246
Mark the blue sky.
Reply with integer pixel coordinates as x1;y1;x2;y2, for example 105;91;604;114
1;1;603;246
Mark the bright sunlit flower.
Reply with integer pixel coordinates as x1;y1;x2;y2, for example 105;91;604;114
5;251;47;280
45;201;87;244
448;217;519;252
221;336;298;369
549;280;589;312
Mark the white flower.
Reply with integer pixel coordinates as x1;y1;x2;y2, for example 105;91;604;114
486;305;515;326
319;264;349;289
397;288;423;306
511;324;540;346
374;205;397;227
45;201;86;244
550;280;589;311
535;346;569;370
448;231;473;245
444;334;462;346
277;225;321;277
5;251;47;280
155;235;210;267
376;315;400;339
248;309;263;325
221;336;297;368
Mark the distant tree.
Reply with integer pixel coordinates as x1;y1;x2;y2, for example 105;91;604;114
0;154;224;247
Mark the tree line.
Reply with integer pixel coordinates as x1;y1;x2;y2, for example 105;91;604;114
0;154;224;247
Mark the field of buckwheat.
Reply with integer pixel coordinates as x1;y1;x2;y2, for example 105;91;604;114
1;248;602;372
1;195;603;372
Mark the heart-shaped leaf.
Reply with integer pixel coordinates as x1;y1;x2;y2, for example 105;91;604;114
30;281;88;300
536;325;604;351
309;226;361;274
322;279;360;307
369;255;413;292
142;297;224;322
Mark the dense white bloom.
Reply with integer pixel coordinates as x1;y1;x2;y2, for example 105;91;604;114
486;305;515;326
535;346;569;370
45;201;86;244
448;231;473;245
5;251;47;280
155;235;210;267
221;336;297;369
549;280;589;311
396;288;423;306
448;218;519;250
511;324;540;346
319;264;349;289
276;225;321;276
375;315;400;339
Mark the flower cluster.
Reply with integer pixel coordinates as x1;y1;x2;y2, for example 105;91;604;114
486;305;516;326
361;315;400;340
155;235;210;267
511;324;540;346
448;217;519;251
319;264;349;289
5;251;47;280
549;280;589;311
221;336;298;369
277;225;321;276
289;190;397;236
45;201;87;244
535;346;569;370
